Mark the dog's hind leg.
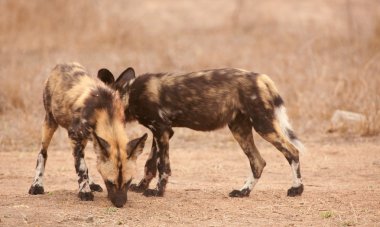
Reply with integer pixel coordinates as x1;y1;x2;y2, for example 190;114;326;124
228;113;266;197
251;105;304;197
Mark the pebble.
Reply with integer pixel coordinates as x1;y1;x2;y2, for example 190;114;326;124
372;161;380;166
86;216;94;223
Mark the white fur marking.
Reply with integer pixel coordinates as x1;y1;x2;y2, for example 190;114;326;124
158;108;171;120
160;173;170;181
79;158;87;172
33;153;45;186
275;105;292;135
251;94;257;100
158;109;164;119
275;105;305;153
88;176;95;185
79;181;91;192
231;111;237;120
78;158;91;192
240;175;258;190
291;161;302;187
128;78;135;86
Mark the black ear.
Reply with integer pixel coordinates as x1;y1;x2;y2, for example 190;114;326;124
93;133;110;159
97;68;115;86
127;133;148;159
114;67;136;92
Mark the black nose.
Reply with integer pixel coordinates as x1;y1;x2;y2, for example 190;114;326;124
111;192;127;208
113;200;125;208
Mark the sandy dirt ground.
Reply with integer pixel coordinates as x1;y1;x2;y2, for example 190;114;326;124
0;129;379;226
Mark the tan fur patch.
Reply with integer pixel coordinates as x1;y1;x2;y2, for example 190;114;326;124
71;62;85;70
163;70;214;86
48;65;92;127
256;74;279;109
145;77;161;103
94;108;133;186
70;77;95;109
232;68;250;76
264;121;299;158
40;122;56;149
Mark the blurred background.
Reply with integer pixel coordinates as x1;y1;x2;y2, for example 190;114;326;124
0;0;379;151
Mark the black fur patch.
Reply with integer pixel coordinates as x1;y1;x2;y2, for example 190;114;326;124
117;166;123;188
287;184;304;197
273;95;284;107
287;128;297;140
126;132;150;191
143;188;164;197
90;183;103;192
156;72;239;130
28;185;44;195
43;86;52;111
129;178;150;193
60;64;73;73
229;188;251;197
40;149;47;159
72;143;90;189
82;87;117;120
78;191;94;201
296;163;302;178
73;71;86;77
251;116;276;135
68;121;90;142
144;140;158;179
93;133;110;160
97;68;115;86
105;179;130;207
105;180;114;195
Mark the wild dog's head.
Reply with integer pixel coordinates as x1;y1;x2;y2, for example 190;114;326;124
88;87;147;207
93;129;147;207
95;134;147;207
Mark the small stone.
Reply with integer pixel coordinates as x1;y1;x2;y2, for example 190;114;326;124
86;216;94;223
328;110;366;134
373;161;380;166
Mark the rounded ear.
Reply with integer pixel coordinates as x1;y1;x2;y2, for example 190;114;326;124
127;133;148;159
114;67;136;92
97;68;115;86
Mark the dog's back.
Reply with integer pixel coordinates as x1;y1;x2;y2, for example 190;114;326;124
128;68;259;130
44;63;103;128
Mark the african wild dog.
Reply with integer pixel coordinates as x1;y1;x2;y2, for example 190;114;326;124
28;63;147;207
97;67;305;198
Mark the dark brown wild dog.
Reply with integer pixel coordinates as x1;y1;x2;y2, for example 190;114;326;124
28;63;147;207
97;68;305;198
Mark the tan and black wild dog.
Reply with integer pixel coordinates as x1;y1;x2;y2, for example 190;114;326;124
28;63;147;207
98;67;305;198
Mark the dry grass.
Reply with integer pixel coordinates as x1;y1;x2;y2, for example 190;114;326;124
1;0;379;151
